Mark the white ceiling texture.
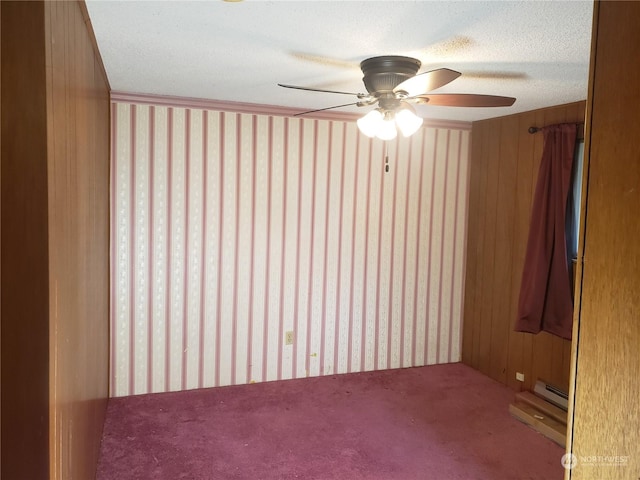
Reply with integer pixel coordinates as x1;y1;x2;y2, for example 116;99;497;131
86;0;594;123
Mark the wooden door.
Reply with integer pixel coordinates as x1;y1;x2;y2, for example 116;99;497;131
567;2;640;479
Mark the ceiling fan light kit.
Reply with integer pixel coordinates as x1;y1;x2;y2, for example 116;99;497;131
280;55;516;140
395;104;424;137
357;106;424;140
357;109;384;138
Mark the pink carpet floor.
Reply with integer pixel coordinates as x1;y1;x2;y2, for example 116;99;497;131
97;363;564;479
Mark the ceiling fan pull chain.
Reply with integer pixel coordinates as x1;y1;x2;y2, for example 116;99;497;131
385;144;390;173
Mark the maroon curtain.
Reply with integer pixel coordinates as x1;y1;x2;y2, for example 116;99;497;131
515;123;577;339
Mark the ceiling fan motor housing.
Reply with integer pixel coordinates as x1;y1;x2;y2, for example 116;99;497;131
360;56;422;94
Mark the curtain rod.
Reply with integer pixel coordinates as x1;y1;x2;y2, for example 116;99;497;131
528;122;584;134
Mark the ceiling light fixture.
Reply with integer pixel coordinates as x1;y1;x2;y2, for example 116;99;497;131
357;103;423;140
395;104;424;137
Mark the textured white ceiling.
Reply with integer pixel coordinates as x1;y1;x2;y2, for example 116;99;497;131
86;0;594;123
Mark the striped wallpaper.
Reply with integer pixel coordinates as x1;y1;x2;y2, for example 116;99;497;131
110;99;470;397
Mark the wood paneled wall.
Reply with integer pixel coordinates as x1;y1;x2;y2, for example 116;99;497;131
462;101;585;393
46;2;111;479
0;1;2;467
1;3;50;478
1;1;110;479
567;2;640;478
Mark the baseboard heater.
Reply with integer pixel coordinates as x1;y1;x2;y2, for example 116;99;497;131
534;380;568;411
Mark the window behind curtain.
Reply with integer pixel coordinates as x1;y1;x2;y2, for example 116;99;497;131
566;139;584;264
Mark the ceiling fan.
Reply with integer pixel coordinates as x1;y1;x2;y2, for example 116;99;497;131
278;55;516;140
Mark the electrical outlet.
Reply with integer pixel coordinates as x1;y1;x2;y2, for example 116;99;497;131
516;372;525;382
285;331;294;345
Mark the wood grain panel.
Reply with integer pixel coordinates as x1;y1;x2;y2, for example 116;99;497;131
1;1;110;479
461;126;484;369
460;128;481;366
0;1;2;465
45;2;110;479
488;116;518;384
463;101;585;393
468;125;490;370
504;110;536;391
568;2;640;478
476;123;500;377
1;3;50;478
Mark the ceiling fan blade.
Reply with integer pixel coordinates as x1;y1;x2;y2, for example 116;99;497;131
462;71;528;81
278;83;364;96
393;68;461;96
413;93;516;107
293;102;362;117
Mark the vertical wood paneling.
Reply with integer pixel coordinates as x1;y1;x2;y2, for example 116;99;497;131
462;101;585;393
488;117;518;384
478;122;500;377
2;3;50;478
470;125;492;370
111;100;470;396
46;2;110;479
569;2;640;478
461;127;480;367
0;2;2;467
504;111;536;391
0;1;114;479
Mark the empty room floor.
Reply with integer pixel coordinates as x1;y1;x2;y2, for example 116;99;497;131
97;363;564;479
